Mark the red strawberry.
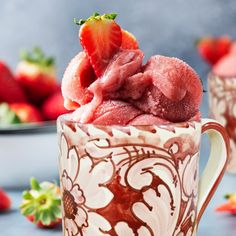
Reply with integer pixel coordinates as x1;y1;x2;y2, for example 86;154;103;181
10;103;43;123
16;47;57;105
216;193;236;214
121;30;139;49
20;178;62;228
42;90;69;120
0;188;11;211
196;36;232;65
77;13;122;77
27;215;62;229
0;61;27;103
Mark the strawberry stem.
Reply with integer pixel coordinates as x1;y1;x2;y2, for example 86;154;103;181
20;178;61;226
20;47;55;67
224;193;233;199
75;12;118;26
30;178;41;191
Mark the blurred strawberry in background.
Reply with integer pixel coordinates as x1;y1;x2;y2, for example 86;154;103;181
16;47;57;106
42;91;68;120
10;103;43;123
197;35;236;77
0;47;69;125
196;35;233;66
0;62;27;103
0;188;11;212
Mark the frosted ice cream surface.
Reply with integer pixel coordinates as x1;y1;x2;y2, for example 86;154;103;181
62;13;203;125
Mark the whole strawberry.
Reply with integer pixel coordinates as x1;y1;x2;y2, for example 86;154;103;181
216;193;236;214
0;102;42;125
0;103;21;126
0;188;11;212
16;47;57;105
0;61;27;103
196;36;232;66
42;91;69;120
10;103;43;123
20;178;62;228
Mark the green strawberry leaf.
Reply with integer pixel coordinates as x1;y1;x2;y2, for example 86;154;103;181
224;193;234;199
0;103;21;126
75;12;118;26
20;178;61;226
22;205;35;216
30;178;41;191
20;47;55;68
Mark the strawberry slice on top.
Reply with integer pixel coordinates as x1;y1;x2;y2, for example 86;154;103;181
121;30;139;50
75;13;122;77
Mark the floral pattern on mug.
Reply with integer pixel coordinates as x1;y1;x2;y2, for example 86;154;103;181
208;74;236;173
58;122;202;236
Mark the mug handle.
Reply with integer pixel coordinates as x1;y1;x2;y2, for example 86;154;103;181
196;118;230;226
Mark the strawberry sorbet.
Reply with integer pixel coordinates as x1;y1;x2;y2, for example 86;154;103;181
62;14;203;125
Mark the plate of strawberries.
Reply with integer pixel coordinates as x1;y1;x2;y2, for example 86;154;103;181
0;47;69;131
0;48;68;187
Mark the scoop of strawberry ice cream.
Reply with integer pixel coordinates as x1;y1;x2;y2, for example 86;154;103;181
213;53;236;77
92;100;142;125
62;52;96;109
63;49;144;123
62;51;202;124
132;56;202;122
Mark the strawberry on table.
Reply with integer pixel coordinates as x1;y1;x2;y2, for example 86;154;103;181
42;91;69;120
16;47;57;105
0;188;11;212
216;193;236;214
75;12;122;77
20;178;62;228
0;61;27;103
196;35;232;66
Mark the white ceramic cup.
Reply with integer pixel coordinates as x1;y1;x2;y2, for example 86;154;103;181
58;116;229;236
208;73;236;173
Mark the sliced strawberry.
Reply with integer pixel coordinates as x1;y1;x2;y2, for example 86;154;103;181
196;36;232;66
121;30;139;49
0;61;27;103
42;90;69;120
10;103;43;123
0;188;11;211
77;13;122;77
20;178;62;228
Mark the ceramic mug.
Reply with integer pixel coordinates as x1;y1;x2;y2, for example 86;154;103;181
57;116;229;236
208;73;236;173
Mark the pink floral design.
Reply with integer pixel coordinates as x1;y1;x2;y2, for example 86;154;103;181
58;122;202;236
208;74;236;172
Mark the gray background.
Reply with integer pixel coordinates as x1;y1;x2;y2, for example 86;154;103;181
0;0;236;235
1;0;236;116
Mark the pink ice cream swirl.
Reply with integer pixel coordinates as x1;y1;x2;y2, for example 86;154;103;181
62;49;202;125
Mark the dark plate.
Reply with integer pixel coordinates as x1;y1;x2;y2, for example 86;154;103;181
0;121;56;135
